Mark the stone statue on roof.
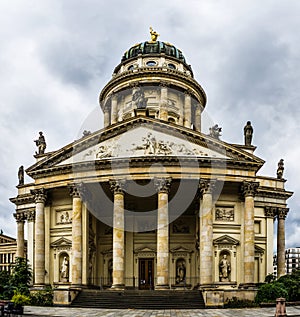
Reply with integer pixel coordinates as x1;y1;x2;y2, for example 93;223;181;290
34;131;46;155
277;159;284;179
209;124;222;139
18;165;24;186
244;121;253;146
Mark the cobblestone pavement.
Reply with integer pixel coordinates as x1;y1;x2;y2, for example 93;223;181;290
24;305;300;317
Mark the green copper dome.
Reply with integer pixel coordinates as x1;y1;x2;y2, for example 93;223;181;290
121;41;187;64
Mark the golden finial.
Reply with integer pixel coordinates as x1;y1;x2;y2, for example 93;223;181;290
149;26;159;42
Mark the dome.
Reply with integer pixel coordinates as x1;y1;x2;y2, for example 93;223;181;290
121;41;187;64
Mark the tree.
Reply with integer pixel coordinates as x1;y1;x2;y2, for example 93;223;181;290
0;270;10;298
9;257;32;296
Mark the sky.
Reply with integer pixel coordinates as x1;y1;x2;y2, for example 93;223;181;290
0;0;299;248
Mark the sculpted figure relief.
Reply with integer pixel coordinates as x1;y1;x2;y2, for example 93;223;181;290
132;87;148;109
60;256;69;281
219;254;231;282
244;121;253;146
34;131;46;155
176;259;186;284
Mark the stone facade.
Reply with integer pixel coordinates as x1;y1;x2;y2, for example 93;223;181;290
10;33;293;305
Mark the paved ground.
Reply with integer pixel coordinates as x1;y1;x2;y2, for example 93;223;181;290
23;305;300;317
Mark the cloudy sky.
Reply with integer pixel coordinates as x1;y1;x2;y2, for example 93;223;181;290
0;0;299;248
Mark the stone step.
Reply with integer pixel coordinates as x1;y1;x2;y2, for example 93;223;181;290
71;289;205;309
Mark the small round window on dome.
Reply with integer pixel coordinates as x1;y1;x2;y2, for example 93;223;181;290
146;61;156;67
168;63;176;70
127;65;134;70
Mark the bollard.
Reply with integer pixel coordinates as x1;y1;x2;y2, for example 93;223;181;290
275;297;287;317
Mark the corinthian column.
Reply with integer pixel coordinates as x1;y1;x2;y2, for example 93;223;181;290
103;104;110;127
241;181;259;285
110;179;126;289
159;83;168;121
184;91;192;128
277;208;288;278
14;212;25;258
70;185;83;286
111;93;118;124
199;179;215;285
154;177;171;289
32;188;47;286
264;207;276;275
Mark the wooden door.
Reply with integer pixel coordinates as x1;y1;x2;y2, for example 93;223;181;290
139;258;154;290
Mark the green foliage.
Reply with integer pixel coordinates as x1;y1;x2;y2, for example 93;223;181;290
278;270;300;301
225;297;259;308
0;270;10;296
264;273;276;283
255;282;288;303
0;257;32;299
9;257;32;295
30;287;53;306
256;268;300;303
11;291;31;306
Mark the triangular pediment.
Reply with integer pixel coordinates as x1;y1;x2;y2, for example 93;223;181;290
255;245;265;254
0;234;16;243
213;235;239;245
50;237;72;248
134;246;156;253
26;117;264;176
58;127;228;166
170;246;193;253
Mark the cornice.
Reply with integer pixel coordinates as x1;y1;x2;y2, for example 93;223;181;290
10;193;35;206
257;187;293;200
99;68;207;106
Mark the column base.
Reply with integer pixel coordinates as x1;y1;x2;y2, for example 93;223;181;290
155;284;170;290
110;284;125;290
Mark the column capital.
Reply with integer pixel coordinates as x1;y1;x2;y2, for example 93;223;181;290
277;208;289;220
264;206;277;218
25;209;36;222
69;184;81;198
184;89;193;96
31;188;47;203
154;177;172;193
199;179;216;196
241;181;259;197
14;212;25;223
110;179;127;195
160;81;169;88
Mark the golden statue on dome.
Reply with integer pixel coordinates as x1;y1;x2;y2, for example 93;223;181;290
149;26;159;42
